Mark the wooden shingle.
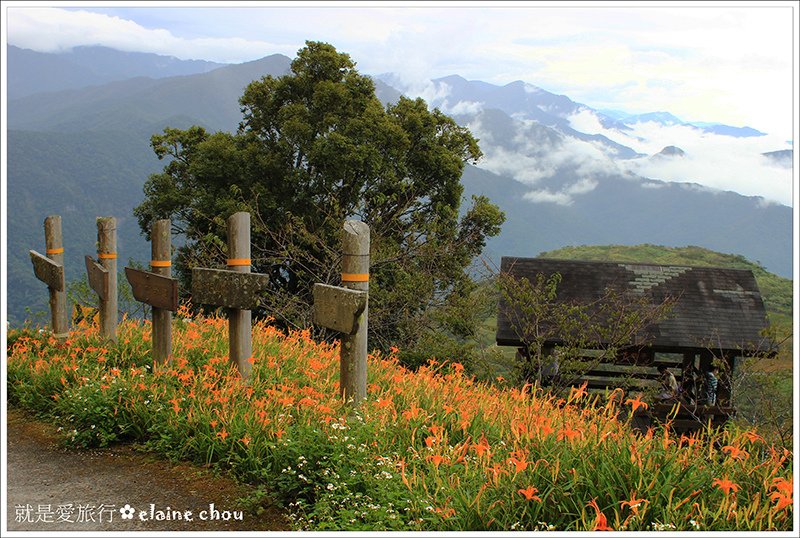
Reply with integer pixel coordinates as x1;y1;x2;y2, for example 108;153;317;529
496;257;773;355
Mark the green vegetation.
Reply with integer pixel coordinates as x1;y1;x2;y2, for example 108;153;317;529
7;315;793;531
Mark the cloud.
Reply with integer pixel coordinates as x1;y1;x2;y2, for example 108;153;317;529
523;189;574;206
6;7;294;63
445;100;484;116
463;113;610;205
565;110;794;206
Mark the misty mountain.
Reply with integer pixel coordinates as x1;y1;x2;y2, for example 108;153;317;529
8;52;402;136
762;149;793;167
599;109;766;138
8;53;293;135
8;45;227;100
655;146;686;158
5;47;793;325
463;164;790;278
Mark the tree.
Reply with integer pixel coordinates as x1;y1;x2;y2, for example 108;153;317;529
497;271;675;392
134;41;504;359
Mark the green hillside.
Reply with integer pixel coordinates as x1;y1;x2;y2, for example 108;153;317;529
538;244;792;335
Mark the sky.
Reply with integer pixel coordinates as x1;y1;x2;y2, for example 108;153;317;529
2;0;799;206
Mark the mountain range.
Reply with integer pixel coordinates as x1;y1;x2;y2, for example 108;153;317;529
4;45;793;325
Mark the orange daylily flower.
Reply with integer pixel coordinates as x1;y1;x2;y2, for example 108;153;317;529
557;426;582;442
587;499;613;531
473;436;491;457
509;457;529;473
216;429;229;441
570;381;588;401
625;395;648;413
620;492;649;516
722;445;749;460
435;506;456;518
517;486;542;502
425;436;437;448
743;430;764;444
771;477;793;496
769;477;793;511
402;405;424;421
427;454;446;468
240;435;251;446
712;477;740;495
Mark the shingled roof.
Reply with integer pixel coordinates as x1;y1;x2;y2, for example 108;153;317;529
496;257;773;354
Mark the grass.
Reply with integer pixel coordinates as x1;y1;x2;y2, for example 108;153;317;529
6;311;795;531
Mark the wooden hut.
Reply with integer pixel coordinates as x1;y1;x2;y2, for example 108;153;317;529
496;257;775;431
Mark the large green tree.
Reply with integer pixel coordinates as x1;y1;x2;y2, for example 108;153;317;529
135;41;504;357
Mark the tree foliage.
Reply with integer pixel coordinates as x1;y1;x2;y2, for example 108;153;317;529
134;41;504;357
497;271;675;391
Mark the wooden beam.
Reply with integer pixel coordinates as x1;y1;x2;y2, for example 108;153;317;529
191;268;270;310
124;267;178;311
85;256;109;301
30;250;64;292
312;283;367;335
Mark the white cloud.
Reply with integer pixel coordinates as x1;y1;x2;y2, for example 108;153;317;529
523;189;574;206
5;6;294;63
465;113;609;205
566;178;599;196
445;100;484;116
565;110;794;206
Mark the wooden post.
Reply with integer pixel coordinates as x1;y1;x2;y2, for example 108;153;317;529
227;212;252;378
340;220;369;405
97;217;118;341
151;219;172;363
44;216;69;340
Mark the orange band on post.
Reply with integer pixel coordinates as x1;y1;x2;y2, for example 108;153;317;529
227;258;251;266
46;248;64;255
342;273;369;282
98;253;117;259
150;260;171;267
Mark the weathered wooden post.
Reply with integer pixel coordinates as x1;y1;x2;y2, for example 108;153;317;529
227;212;253;377
28;215;69;340
191;212;270;378
312;220;370;405
85;217;117;341
124;219;178;363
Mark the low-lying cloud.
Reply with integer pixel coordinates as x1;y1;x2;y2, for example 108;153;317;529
567;110;793;206
465;114;618;205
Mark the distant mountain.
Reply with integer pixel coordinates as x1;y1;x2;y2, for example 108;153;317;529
381;75;643;160
7;45;226;99
599;109;766;138
5;47;793;325
8;54;293;134
690;122;766;138
622;111;685;125
762;149;793;167
462;164;791;282
655;146;686;158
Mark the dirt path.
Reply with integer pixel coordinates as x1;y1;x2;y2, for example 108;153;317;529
5;407;290;532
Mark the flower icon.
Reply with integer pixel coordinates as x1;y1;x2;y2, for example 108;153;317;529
119;504;136;520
